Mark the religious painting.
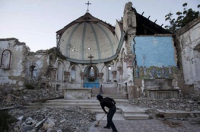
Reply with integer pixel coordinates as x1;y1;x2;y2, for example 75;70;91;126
133;36;177;79
134;66;177;79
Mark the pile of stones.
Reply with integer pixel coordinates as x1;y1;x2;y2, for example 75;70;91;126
0;87;63;108
133;98;200;111
8;106;96;132
0;87;96;132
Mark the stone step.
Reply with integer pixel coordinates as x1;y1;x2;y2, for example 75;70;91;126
96;113;125;121
92;94;125;99
25;105;122;113
28;103;130;111
157;109;200;118
90;109;122;113
28;103;98;107
47;98;128;102
123;113;149;120
119;106;147;114
27;102;121;110
25;98;150;120
46;99;99;103
25;105;67;109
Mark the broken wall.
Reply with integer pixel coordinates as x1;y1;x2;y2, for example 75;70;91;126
132;36;180;98
25;50;49;89
178;17;200;94
133;36;177;79
0;38;29;90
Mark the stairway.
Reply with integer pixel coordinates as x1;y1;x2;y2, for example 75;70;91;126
25;96;149;120
92;94;125;99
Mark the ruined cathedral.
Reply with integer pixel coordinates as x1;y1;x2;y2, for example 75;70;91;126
1;2;200;100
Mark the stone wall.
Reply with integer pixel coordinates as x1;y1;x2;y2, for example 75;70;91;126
134;98;200;111
177;16;200;94
25;50;49;89
133;36;177;79
0;38;29;90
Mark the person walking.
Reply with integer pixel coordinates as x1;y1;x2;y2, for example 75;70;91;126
96;94;118;132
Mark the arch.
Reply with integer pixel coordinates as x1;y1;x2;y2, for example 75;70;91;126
68;64;82;82
101;64;106;73
83;65;99;88
113;58;119;69
120;48;125;59
194;43;200;51
29;63;38;79
1;49;12;69
57;61;64;81
107;65;112;82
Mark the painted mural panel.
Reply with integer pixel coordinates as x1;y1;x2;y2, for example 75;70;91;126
133;36;177;79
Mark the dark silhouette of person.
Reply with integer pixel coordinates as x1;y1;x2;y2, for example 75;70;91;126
96;94;118;132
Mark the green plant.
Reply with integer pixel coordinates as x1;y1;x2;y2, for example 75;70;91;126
165;3;200;32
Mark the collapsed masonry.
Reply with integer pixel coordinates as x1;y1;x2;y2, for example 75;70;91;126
1;86;200;132
0;2;200;131
3;106;95;132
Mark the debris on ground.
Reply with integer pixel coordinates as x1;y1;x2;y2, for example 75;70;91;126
8;106;96;132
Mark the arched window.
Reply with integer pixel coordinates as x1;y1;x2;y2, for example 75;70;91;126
1;49;11;69
108;66;111;82
90;66;94;77
57;62;64;81
29;65;37;78
87;66;97;82
71;66;76;82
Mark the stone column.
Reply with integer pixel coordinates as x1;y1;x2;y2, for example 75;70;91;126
123;2;137;100
98;73;104;94
112;70;117;94
117;65;123;82
48;67;57;90
99;73;104;83
64;72;70;82
124;54;135;100
112;71;117;80
64;71;70;88
50;68;57;81
80;72;85;88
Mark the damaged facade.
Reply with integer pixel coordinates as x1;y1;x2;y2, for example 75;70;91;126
176;17;200;95
0;2;199;100
0;38;29;90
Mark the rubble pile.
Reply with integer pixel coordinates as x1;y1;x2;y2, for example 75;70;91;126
133;98;200;111
8;106;96;132
0;88;63;108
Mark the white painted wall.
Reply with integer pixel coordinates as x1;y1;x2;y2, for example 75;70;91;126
180;21;200;87
0;39;28;89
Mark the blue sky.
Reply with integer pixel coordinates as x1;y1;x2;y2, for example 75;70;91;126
0;0;199;52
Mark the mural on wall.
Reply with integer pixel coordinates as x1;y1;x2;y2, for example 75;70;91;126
133;36;177;79
134;66;177;79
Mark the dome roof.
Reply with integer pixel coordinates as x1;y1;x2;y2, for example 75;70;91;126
57;13;121;63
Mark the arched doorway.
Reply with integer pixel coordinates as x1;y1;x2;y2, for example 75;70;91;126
83;65;99;88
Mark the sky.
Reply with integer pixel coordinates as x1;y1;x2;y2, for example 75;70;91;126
0;0;199;52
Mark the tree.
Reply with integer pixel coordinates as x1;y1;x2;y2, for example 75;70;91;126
165;3;200;33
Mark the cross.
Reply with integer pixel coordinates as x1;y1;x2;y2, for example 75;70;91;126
88;54;94;64
85;1;91;13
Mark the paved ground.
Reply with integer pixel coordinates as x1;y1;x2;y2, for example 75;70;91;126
89;118;200;132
